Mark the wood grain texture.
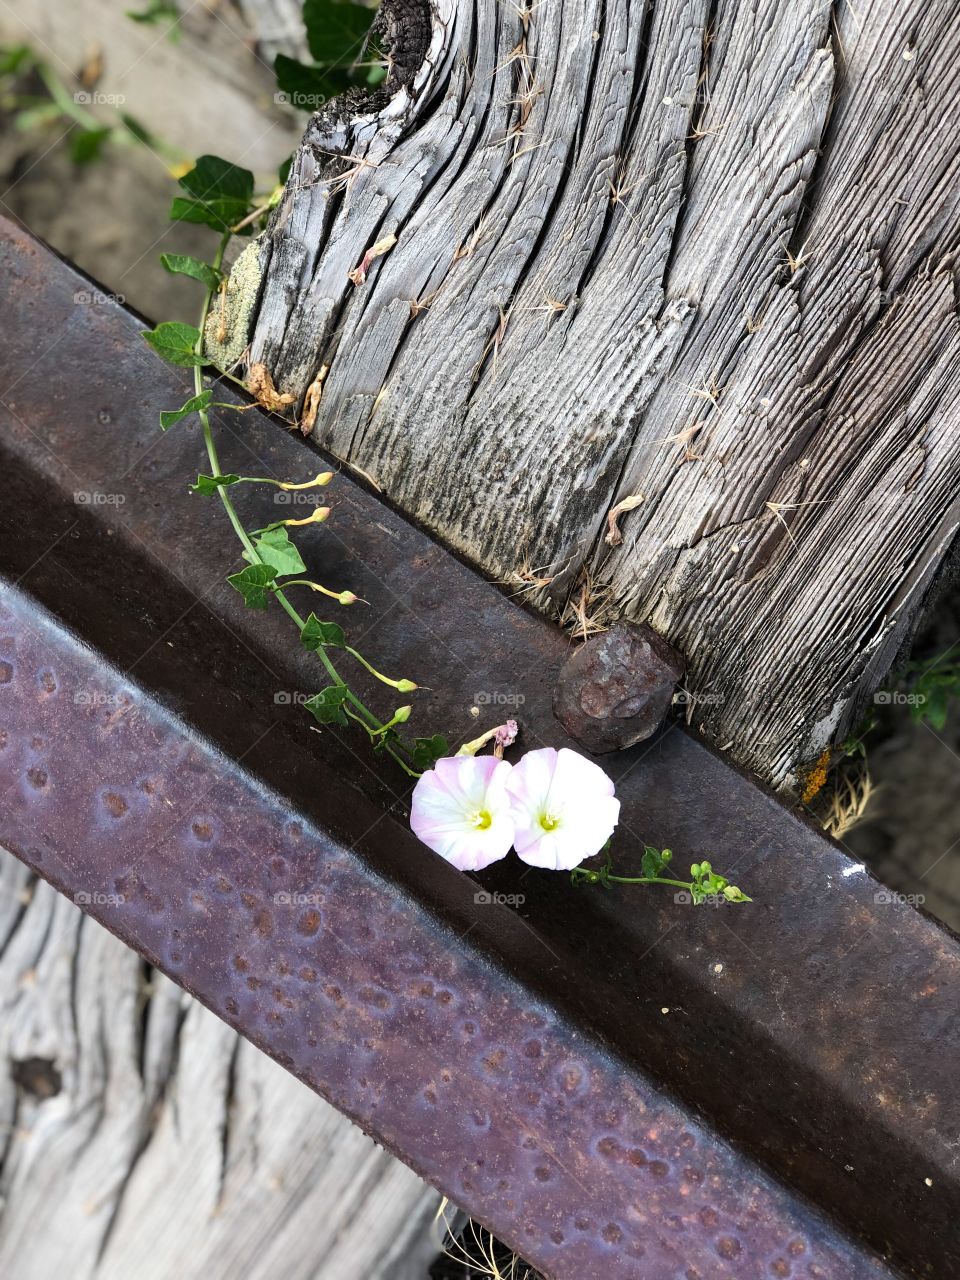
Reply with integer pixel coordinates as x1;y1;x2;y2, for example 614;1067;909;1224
0;849;439;1280
231;0;960;788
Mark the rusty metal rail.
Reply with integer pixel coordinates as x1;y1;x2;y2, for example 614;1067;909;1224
0;219;956;1279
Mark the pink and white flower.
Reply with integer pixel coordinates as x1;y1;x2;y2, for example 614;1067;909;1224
506;747;619;870
410;755;515;871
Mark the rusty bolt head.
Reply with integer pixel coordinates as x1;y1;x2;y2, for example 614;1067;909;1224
553;621;684;753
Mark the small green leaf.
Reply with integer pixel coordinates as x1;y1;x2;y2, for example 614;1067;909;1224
160;253;222;290
246;527;307;577
304;684;350;726
300;612;346;651
641;846;669;879
191;473;240;494
227;563;278;610
142;321;206;368
274;54;345;109
178;154;254;203
70;126;111;165
302;0;375;65
159;389;213;429
925;686;950;731
169;195;252;234
127;0;180;28
412;735;449;771
119;112;159;146
722;885;752;903
0;46;33;76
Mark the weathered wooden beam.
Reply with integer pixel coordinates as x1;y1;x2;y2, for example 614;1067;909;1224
223;0;960;791
1;220;959;1279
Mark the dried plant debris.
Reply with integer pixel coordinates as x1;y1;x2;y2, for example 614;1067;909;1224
246;363;296;417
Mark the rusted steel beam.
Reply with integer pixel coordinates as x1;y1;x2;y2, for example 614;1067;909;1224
0;218;956;1278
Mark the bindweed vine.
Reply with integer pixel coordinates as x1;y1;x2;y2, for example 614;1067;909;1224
142;157;449;780
140;149;750;904
571;845;751;904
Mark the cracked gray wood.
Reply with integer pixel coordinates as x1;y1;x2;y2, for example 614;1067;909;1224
221;0;960;790
0;850;440;1280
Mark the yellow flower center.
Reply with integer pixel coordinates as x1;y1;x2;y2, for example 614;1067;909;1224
469;809;493;830
539;812;560;832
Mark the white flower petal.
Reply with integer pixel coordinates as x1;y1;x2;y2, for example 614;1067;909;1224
411;756;515;871
507;746;620;870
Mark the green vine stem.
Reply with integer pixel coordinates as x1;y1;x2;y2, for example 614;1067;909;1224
571;847;751;903
190;232;421;778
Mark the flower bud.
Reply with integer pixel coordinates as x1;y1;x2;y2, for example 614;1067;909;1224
279;470;335;490
395;678;418;693
285;506;330;527
338;590;358;605
393;705;412;723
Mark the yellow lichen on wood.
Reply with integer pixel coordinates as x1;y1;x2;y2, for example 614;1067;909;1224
801;748;831;804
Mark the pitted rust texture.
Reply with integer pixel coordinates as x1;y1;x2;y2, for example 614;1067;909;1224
0;218;957;1277
0;585;889;1280
553;621;685;752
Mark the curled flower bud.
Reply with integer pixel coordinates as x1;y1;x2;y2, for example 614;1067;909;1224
279;471;335;490
395;678;418;693
723;884;751;902
457;720;518;758
284;506;330;527
338;590;358;605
